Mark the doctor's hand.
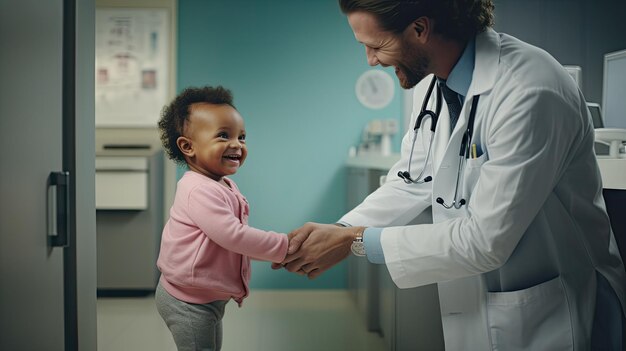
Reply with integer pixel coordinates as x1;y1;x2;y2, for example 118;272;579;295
270;223;330;271
277;222;365;279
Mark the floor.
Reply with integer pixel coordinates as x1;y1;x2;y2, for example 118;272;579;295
97;289;388;351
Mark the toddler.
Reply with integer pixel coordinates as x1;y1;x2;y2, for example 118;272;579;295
155;86;288;351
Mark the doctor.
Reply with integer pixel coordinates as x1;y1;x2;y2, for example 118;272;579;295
277;0;626;349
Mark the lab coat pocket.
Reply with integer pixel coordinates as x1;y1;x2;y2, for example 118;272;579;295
462;153;488;203
486;276;573;351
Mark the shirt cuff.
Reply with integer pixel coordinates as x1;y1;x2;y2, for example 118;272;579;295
364;227;385;264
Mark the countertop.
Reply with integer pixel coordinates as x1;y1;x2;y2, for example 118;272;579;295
597;157;626;190
345;153;401;171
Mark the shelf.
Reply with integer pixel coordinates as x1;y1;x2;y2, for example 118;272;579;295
346;154;401;171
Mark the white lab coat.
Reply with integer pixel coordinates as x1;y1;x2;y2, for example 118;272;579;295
340;28;626;350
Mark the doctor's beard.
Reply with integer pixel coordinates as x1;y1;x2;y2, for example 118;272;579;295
396;48;430;90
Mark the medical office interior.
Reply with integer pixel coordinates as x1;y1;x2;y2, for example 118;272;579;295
1;0;626;350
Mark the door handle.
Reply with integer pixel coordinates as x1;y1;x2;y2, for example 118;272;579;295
48;171;70;247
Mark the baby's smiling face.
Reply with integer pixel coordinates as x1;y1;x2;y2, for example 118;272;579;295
178;102;247;181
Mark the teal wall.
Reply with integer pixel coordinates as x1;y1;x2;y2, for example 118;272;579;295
177;0;403;289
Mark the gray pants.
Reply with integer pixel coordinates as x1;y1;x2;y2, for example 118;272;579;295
155;282;228;351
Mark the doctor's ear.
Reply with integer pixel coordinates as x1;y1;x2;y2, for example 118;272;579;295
411;17;430;43
176;136;194;157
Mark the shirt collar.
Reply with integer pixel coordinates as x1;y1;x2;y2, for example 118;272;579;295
441;38;475;98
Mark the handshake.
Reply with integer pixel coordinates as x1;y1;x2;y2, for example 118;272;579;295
271;222;366;279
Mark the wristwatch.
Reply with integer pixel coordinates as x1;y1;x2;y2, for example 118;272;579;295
350;228;366;257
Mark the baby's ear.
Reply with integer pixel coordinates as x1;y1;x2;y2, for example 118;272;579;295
176;136;194;157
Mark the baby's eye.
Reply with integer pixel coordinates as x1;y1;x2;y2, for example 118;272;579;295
238;134;246;142
217;132;229;139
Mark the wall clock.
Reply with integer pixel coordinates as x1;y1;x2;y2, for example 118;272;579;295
355;69;395;109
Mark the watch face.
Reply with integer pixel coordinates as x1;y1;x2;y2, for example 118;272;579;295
351;241;366;256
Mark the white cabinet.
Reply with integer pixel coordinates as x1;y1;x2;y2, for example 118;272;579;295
95;151;164;294
96;157;149;210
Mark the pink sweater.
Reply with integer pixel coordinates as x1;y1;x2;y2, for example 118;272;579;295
157;171;288;305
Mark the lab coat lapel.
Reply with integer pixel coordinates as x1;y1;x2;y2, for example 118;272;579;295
441;28;501;162
431;29;500;223
431;103;450;172
432;108;469;222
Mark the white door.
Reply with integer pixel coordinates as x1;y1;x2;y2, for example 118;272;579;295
0;0;97;349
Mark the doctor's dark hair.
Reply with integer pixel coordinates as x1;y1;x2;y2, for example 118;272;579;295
158;85;235;165
338;0;495;42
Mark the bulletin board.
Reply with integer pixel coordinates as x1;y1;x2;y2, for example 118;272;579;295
95;8;169;127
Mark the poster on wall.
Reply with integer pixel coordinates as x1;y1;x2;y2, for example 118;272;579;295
95;8;169;127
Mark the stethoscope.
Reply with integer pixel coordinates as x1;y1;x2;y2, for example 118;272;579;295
397;76;480;209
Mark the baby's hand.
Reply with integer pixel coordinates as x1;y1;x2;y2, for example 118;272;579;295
271;231;299;270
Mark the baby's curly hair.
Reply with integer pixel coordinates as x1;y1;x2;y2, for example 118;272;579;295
158;86;235;164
